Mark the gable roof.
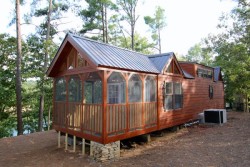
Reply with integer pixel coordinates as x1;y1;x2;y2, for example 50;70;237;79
48;33;191;78
148;53;173;73
47;33;160;76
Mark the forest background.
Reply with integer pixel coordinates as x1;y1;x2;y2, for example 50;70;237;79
0;0;249;137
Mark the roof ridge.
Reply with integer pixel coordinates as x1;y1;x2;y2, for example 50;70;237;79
68;33;147;57
148;52;174;58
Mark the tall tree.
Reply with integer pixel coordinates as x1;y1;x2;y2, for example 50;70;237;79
15;0;23;135
79;0;115;43
184;43;213;66
29;0;68;131
0;34;17;137
116;0;139;50
37;0;53;132
204;0;249;112
118;32;154;54
144;6;166;53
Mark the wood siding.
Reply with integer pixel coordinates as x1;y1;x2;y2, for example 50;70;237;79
157;64;224;130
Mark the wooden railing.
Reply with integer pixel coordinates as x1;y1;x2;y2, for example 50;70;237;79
128;102;143;131
54;101;67;127
144;102;157;127
107;104;127;136
54;102;102;137
106;102;157;136
82;104;102;136
54;101;157;139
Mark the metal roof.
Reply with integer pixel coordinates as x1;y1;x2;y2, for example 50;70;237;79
69;33;160;73
148;53;173;73
182;70;194;79
214;67;221;82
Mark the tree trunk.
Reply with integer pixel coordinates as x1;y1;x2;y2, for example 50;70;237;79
246;94;249;113
38;95;44;131
104;4;108;43
38;0;52;131
101;2;105;43
15;0;23;135
158;29;161;54
131;7;135;50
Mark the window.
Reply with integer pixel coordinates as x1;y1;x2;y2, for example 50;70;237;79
209;85;213;99
174;83;183;109
68;48;76;69
55;78;66;101
107;72;125;104
84;72;102;104
77;52;89;68
129;74;142;102
164;82;183;110
145;76;156;102
164;82;173;110
166;61;181;74
166;64;173;73
68;76;82;102
197;68;213;79
174;63;180;74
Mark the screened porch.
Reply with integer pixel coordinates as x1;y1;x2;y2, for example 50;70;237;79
53;70;158;144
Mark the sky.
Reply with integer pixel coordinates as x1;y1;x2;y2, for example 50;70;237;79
0;0;237;55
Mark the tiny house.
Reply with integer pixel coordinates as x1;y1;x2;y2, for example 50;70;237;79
47;33;224;144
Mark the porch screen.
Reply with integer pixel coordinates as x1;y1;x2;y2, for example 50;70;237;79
107;72;125;104
84;72;102;104
145;76;156;102
55;78;66;101
129;74;142;102
68;76;82;102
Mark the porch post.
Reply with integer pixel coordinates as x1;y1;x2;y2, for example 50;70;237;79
125;73;129;132
65;133;68;150
102;71;107;143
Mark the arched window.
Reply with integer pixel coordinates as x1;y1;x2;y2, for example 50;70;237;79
68;76;82;102
145;76;156;102
55;78;66;101
128;74;142;102
84;72;102;104
107;72;126;104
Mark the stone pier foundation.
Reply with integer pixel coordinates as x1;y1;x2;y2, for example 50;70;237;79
90;141;120;161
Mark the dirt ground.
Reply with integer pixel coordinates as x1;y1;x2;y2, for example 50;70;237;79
0;111;249;167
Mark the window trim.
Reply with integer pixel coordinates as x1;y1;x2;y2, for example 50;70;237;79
164;82;183;111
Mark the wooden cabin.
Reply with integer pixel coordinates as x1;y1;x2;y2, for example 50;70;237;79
47;33;224;144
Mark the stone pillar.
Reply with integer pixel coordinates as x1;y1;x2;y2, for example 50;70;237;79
90;141;120;161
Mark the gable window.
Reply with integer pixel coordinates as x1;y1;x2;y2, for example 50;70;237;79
165;60;181;74
77;52;89;68
129;74;142;102
164;82;183;110
107;72;126;104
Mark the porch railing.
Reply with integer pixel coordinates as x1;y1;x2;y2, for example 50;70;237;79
54;102;103;137
54;101;157;139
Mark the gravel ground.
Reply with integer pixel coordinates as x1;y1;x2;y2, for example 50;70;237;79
0;111;249;167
